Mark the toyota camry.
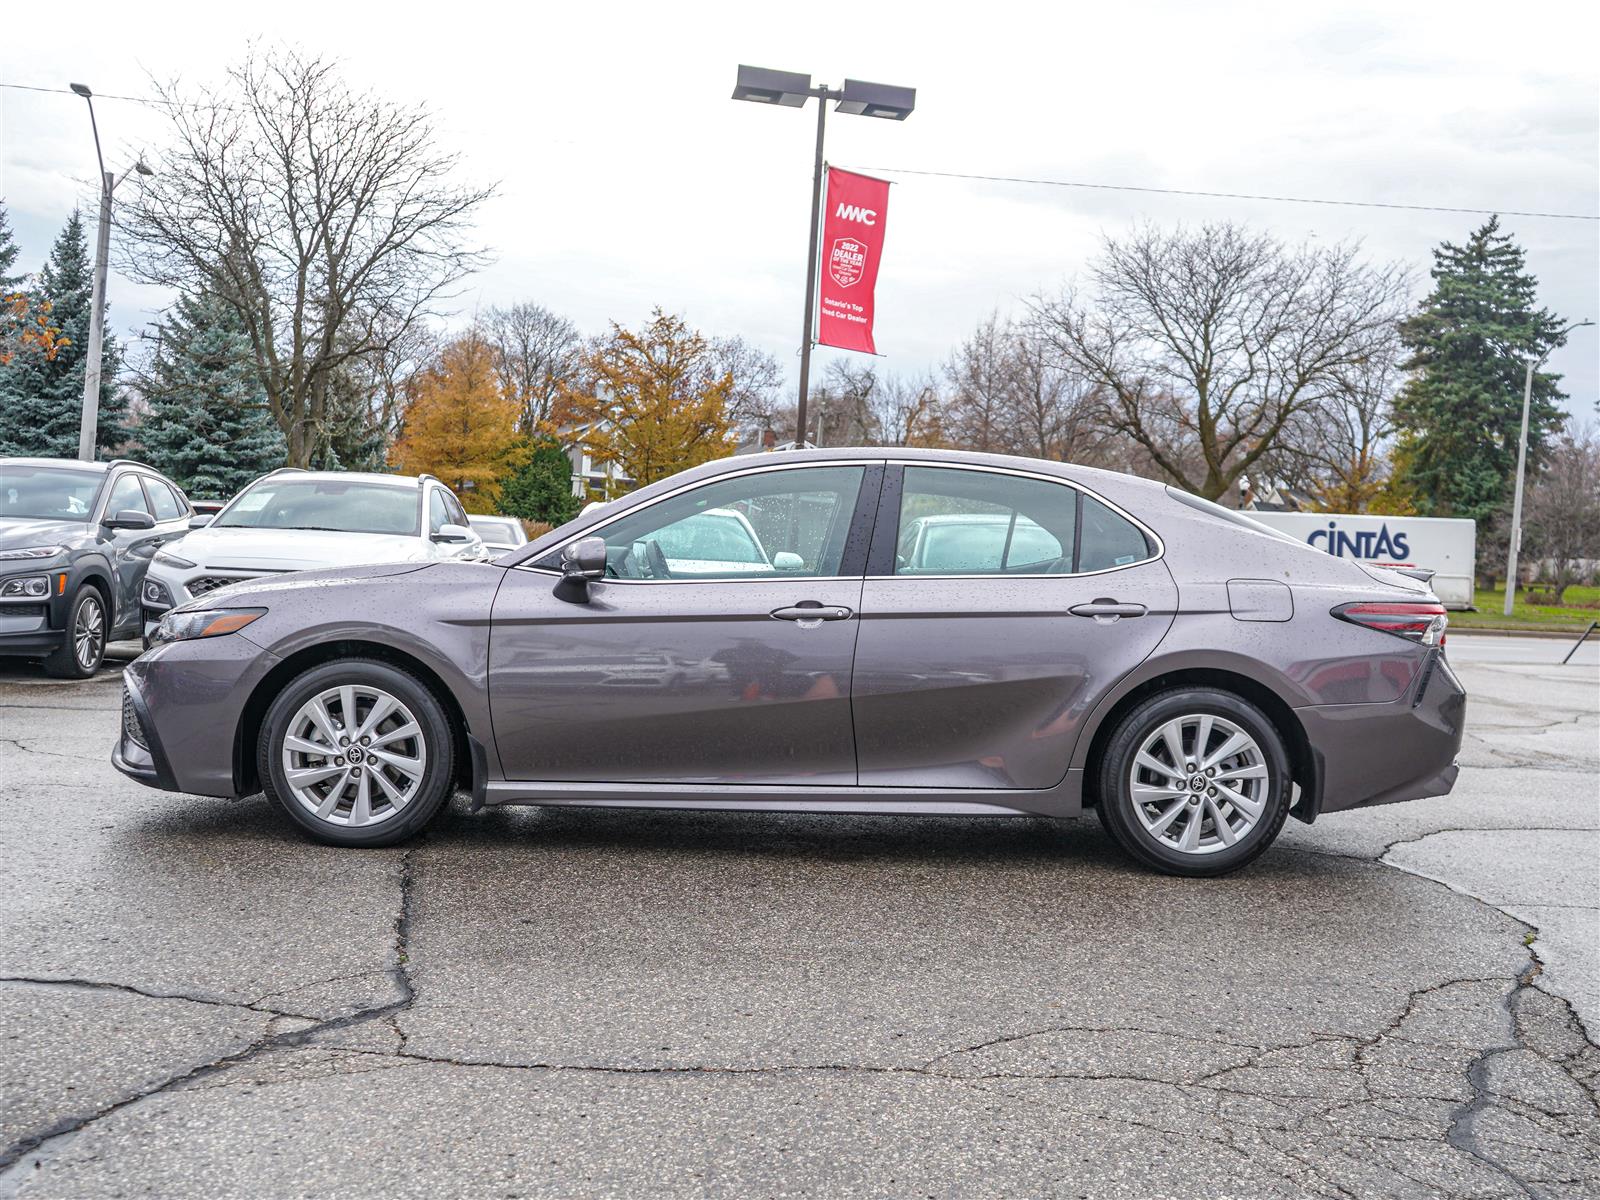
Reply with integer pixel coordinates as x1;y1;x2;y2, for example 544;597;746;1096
113;448;1465;876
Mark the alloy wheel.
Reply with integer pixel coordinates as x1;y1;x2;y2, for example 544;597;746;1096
280;684;428;828
74;594;105;671
1127;713;1268;856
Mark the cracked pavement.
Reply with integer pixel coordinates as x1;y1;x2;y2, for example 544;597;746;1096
0;634;1595;1197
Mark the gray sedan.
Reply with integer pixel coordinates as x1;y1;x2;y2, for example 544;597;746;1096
113;448;1464;876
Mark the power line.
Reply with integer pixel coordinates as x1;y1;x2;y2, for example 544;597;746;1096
12;81;1594;222
0;82;174;109
843;165;1600;222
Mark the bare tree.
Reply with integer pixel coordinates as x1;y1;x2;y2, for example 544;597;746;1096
1523;423;1600;603
869;372;944;447
945;313;1014;452
120;48;494;466
1030;222;1406;500
708;335;785;440
485;303;581;435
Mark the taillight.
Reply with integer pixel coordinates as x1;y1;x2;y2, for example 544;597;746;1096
1332;601;1448;646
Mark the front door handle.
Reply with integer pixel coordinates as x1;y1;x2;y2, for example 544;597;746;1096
771;603;853;624
1069;598;1147;621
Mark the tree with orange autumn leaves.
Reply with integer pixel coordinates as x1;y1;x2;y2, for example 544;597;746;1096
391;331;525;513
555;309;737;494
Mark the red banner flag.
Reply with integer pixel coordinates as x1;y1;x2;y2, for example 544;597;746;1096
816;167;890;354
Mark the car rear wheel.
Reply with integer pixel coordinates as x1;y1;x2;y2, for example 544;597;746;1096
1095;689;1291;877
259;659;454;847
42;586;107;679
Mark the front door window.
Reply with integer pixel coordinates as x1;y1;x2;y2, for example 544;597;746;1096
570;465;867;581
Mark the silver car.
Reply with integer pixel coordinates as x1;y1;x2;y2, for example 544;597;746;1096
113;448;1464;876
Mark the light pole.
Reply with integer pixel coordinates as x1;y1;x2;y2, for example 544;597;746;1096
732;66;914;447
1503;318;1594;617
70;83;154;462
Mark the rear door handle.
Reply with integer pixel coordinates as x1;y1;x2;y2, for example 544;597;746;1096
1069;598;1147;620
771;603;853;624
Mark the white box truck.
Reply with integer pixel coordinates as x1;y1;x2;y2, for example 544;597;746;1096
1247;512;1477;609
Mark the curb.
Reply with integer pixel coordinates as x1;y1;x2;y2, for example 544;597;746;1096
1449;627;1594;641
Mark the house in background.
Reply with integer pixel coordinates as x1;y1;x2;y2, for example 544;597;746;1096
558;421;633;499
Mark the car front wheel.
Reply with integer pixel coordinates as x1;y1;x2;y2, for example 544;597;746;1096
1095;688;1291;877
259;659;455;847
43;586;107;679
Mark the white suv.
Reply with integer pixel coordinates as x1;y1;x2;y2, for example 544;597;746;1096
141;470;486;640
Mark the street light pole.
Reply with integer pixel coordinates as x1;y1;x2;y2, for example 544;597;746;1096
70;83;152;462
732;66;915;449
795;86;832;449
1503;319;1594;617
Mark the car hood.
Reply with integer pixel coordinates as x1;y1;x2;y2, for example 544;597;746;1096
180;560;439;609
168;527;432;571
0;516;92;552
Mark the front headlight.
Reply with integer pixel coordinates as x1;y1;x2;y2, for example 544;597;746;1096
0;545;66;562
154;549;198;569
0;574;51;600
151;607;266;647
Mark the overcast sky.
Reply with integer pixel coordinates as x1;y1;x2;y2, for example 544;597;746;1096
3;0;1596;413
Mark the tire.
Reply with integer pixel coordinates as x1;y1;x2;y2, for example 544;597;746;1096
42;585;108;679
1095;688;1291;877
258;659;454;848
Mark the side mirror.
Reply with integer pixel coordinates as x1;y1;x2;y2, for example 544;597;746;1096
431;522;473;544
188;514;214;530
104;509;156;531
773;551;805;572
561;536;607;581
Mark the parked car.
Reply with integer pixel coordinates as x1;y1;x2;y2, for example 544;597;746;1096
114;448;1464;876
140;469;488;641
0;457;194;677
466;515;528;555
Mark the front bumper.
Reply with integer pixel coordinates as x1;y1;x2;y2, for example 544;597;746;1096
111;634;281;796
1296;648;1466;815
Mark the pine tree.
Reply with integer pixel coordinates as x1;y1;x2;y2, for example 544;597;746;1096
0;211;125;458
135;289;286;497
1391;217;1569;526
497;437;580;525
0;200;21;290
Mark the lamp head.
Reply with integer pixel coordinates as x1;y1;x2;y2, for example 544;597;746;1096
69;82;93;98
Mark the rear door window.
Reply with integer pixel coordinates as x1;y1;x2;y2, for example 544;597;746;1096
894;467;1074;575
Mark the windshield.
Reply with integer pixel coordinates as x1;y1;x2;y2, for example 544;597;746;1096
214;478;420;536
470;518;523;543
0;465;103;522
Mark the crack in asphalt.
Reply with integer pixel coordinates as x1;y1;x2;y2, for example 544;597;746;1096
5;832;1598;1197
0;846;421;1189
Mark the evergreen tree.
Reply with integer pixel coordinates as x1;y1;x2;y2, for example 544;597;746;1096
498;437;580;525
0;211;125;458
0;200;21;290
135;289;286;497
1391;217;1569;526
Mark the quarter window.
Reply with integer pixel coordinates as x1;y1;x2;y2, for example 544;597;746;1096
1078;494;1153;572
562;466;867;581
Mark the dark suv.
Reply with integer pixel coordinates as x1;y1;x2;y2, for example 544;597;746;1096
0;457;195;677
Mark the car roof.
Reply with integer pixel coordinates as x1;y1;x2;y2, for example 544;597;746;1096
255;470;424;489
1;457;111;473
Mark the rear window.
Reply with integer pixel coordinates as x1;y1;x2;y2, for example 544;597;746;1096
1164;487;1301;545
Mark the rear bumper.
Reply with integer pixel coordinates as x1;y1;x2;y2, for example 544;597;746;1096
1296;648;1466;815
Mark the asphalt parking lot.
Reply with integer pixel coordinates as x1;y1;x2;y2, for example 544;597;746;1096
1;634;1596;1198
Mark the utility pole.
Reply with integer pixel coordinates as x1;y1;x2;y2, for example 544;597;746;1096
1503;319;1594;617
70;83;153;461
